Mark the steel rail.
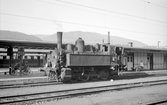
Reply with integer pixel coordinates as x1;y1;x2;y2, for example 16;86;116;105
0;81;61;89
147;100;167;105
0;73;166;89
0;79;167;105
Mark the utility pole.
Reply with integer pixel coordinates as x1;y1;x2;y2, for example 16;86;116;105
108;31;110;44
158;41;160;48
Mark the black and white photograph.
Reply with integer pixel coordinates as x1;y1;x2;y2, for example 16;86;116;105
0;0;167;105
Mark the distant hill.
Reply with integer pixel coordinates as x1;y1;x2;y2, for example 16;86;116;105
0;30;148;47
32;34;49;39
38;31;148;47
0;30;42;41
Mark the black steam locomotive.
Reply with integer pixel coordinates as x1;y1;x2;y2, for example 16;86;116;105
46;32;124;82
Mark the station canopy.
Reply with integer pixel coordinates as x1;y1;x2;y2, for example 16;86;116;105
0;39;67;54
0;39;58;49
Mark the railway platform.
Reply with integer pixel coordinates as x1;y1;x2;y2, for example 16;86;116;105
0;67;46;78
0;67;166;85
0;67;48;85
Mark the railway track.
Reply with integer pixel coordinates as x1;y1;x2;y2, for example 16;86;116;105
0;81;61;89
147;99;167;105
0;79;167;105
0;72;166;90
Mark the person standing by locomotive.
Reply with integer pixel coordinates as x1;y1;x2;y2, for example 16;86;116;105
140;60;144;70
135;60;144;71
136;60;144;71
45;61;52;76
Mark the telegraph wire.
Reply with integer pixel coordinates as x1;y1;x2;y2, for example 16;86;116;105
54;0;167;24
37;0;167;27
161;41;167;46
0;12;107;28
0;12;166;37
140;0;167;9
1;19;165;40
107;26;166;36
148;2;167;9
1;21;57;29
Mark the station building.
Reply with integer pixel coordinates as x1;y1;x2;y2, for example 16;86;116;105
123;46;167;70
0;46;167;71
0;49;49;67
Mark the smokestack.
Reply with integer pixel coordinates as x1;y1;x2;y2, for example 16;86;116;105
108;31;110;44
57;32;62;50
108;31;111;54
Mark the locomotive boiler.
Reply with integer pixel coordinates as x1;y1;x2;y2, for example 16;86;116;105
47;32;123;82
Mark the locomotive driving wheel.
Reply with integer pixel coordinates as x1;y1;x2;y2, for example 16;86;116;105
80;69;90;82
90;70;99;81
98;68;109;80
70;76;78;82
70;70;78;82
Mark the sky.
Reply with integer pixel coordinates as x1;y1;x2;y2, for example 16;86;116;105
0;0;167;46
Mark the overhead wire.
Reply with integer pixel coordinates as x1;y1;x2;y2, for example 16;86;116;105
54;0;167;24
1;21;57;30
2;20;164;40
0;12;166;37
140;0;167;9
161;41;167;46
37;0;167;27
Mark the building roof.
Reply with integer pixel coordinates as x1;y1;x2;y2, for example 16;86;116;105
0;39;65;50
124;46;167;52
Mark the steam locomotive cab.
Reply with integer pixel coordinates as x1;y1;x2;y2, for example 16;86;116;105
47;32;124;82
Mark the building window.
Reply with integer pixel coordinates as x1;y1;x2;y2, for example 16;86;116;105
0;56;3;59
24;56;27;59
128;57;129;62
40;56;43;59
31;56;34;59
3;56;6;60
128;56;133;62
27;56;31;59
131;57;133;62
34;56;37;59
6;56;10;59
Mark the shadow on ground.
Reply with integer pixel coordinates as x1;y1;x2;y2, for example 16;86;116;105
66;71;167;84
